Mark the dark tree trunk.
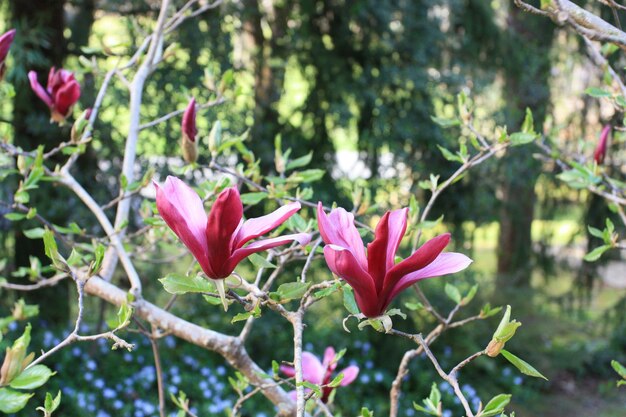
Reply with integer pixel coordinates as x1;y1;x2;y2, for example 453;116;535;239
496;6;554;287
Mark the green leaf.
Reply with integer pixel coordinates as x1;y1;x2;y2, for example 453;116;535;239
611;360;626;378
461;284;478;305
231;304;261;323
343;287;359;315
4;213;26;221
587;226;604;239
583;245;611;262
240;192;268;205
328;372;344;387
159;273;215;294
481;393;511;416
247;253;276;269
290;169;325;183
43;229;66;270
437;145;463;163
360;407;374;417
0;388;33;413
584;87;612;98
273;282;310;301
404;301;423;311
500;349;548;380
299;381;322;397
444;283;462;304
10;365;55;390
314;282;341;298
286;152;313;170
509;132;536;146
521;108;534;133
431;116;461;128
23;228;45;239
89;244;106;276
42;391;61;414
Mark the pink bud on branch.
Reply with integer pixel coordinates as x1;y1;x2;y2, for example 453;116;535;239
317;204;472;318
0;29;16;81
594;125;611;165
181;98;198;163
28;67;81;123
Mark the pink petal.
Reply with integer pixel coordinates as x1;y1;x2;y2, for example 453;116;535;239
205;187;244;278
301;352;325;385
338;365;359;386
53;79;81;117
182;97;197;142
317;203;367;269
28;71;53;108
594;125;611;164
323;244;379;318
322;346;336;371
155;177;211;276
381;252;473;313
224;233;311;276
382;233;450;297
279;364;295;378
233;201;301;249
0;29;16;61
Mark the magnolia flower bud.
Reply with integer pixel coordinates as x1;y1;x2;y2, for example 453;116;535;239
181;98;198;163
594;125;610;165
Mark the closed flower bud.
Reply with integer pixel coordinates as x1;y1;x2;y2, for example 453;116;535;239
594;125;611;165
486;305;521;357
181;98;198;163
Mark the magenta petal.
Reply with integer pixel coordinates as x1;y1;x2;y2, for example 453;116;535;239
233;201;301;249
322;346;336;371
182;97;197;142
339;365;359;386
28;71;53;108
0;29;16;61
317;203;367;268
382;233;450;297
155;177;211;276
280;364;295;378
205;187;244;278
224;233;311;276
323;244;379;317
381;252;473;312
301;352;324;385
53;79;81;116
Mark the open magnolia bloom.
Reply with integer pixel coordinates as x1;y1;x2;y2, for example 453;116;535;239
28;67;81;123
155;176;311;281
280;346;359;403
317;204;472;318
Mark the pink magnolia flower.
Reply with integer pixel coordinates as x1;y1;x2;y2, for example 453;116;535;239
0;29;16;80
317;204;472;318
28;67;81;123
594;125;611;164
155;176;310;279
280;346;359;403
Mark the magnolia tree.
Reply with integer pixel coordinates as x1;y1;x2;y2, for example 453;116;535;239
0;0;624;416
